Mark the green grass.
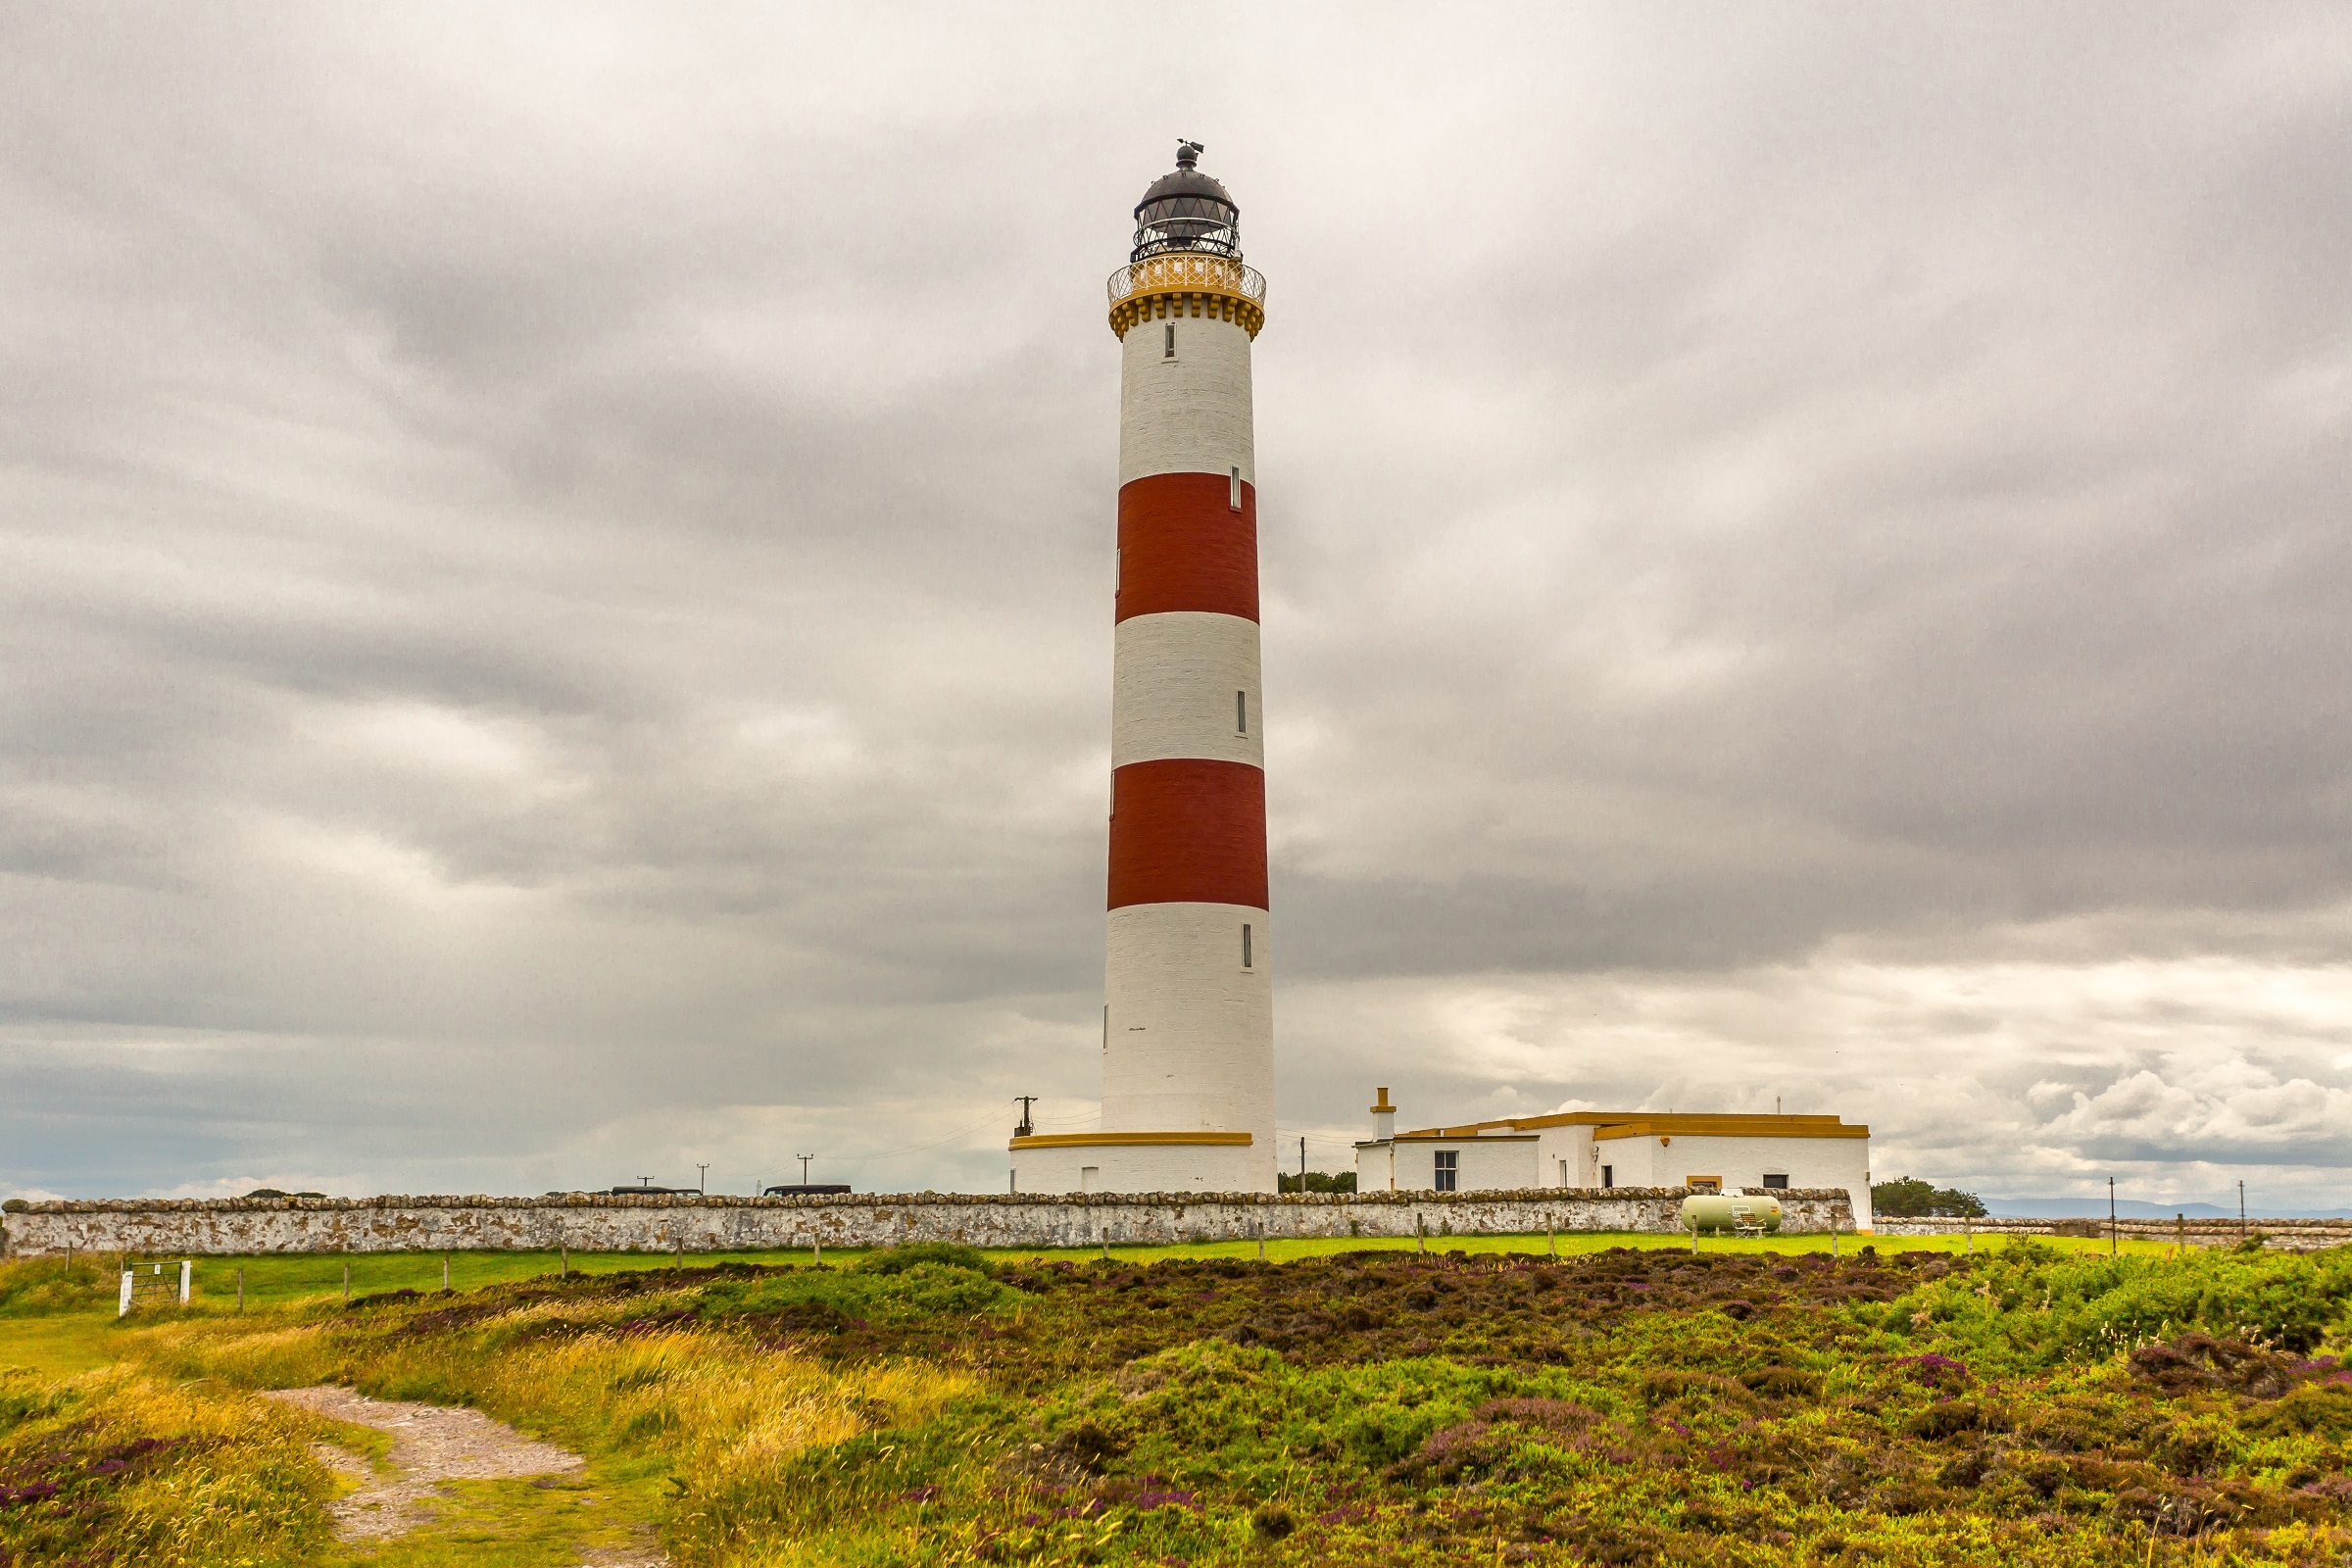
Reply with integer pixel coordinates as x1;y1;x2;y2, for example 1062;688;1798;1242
312;1465;672;1568
4;1234;2340;1566
0;1314;123;1378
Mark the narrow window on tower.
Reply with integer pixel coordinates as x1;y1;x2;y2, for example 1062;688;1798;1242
1229;466;1241;512
1163;322;1175;359
1241;923;1252;968
1236;690;1247;734
1113;549;1121;594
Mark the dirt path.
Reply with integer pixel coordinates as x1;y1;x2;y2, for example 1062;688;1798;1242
262;1385;667;1565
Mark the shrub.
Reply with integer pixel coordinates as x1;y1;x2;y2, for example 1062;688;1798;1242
1872;1178;1987;1218
0;1254;114;1319
854;1242;993;1277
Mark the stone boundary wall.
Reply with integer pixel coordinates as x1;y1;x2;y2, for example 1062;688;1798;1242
1872;1216;2352;1252
1;1187;1855;1258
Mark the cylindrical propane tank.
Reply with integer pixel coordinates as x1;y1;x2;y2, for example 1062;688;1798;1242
1681;1193;1784;1234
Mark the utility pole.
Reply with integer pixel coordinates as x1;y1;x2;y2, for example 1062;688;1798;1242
2109;1176;2117;1256
2238;1180;2246;1240
1014;1097;1037;1138
797;1152;813;1186
696;1163;709;1195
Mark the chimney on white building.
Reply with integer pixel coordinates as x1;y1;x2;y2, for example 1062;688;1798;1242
1369;1086;1396;1143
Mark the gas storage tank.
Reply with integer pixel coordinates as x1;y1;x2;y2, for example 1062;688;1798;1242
1681;1194;1784;1234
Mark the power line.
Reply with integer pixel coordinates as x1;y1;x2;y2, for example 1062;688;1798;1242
828;1101;1031;1167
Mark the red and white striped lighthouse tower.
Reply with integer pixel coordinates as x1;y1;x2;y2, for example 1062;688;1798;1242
1011;142;1274;1195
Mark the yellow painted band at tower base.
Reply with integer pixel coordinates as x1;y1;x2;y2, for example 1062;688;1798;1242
1008;1131;1254;1150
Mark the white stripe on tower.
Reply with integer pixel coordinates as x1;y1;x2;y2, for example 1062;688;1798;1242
1111;612;1263;770
1117;311;1255;487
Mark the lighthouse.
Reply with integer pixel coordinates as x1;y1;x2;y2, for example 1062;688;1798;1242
1010;142;1274;1195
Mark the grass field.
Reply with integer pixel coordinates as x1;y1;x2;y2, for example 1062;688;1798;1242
2;1231;2345;1564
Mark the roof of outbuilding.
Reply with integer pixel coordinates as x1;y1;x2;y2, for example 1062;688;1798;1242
1398;1111;1870;1141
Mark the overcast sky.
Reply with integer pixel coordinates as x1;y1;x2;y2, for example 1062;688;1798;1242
4;4;2349;1208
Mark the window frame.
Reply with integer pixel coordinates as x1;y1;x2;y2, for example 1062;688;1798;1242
1432;1150;1458;1193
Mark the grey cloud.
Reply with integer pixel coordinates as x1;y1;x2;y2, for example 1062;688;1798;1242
4;4;2350;1200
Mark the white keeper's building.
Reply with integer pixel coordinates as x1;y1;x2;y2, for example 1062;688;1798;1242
1352;1089;1874;1231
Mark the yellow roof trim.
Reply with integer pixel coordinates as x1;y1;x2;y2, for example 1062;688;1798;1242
1008;1132;1252;1151
1389;1132;1539;1143
1592;1117;1869;1142
1399;1111;1867;1141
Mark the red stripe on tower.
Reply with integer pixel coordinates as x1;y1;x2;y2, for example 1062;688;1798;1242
1106;758;1269;909
1116;473;1258;623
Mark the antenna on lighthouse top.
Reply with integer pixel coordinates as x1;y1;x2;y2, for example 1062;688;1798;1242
1176;139;1203;168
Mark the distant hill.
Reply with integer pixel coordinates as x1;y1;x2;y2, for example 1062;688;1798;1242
1982;1197;2352;1221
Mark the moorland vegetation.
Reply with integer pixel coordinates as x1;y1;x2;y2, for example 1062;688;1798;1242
0;1235;2347;1564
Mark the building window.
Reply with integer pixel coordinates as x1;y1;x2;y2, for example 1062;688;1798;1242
1236;690;1248;734
1433;1151;1458;1192
1600;1164;1613;1189
1164;323;1176;359
1241;923;1252;968
1761;1173;1788;1190
1113;549;1121;594
1229;466;1242;511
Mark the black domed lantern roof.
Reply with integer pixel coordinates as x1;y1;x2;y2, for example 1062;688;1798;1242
1131;140;1241;263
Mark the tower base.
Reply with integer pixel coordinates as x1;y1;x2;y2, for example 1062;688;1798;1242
1009;1132;1254;1195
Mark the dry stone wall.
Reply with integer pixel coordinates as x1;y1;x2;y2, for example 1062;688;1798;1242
1;1187;1856;1257
1872;1215;2352;1252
